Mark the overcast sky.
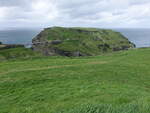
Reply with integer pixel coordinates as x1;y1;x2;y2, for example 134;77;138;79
0;0;150;29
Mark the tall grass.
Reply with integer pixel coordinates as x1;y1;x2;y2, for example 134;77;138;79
58;102;150;113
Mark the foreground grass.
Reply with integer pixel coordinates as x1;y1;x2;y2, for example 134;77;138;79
0;48;150;113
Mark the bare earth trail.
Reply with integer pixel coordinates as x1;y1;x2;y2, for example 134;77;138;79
0;61;107;75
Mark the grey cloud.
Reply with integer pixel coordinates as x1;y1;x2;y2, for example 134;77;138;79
0;0;150;29
0;0;30;7
130;0;150;5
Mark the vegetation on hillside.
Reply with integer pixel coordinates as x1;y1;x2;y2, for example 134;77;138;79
0;48;149;113
32;27;135;56
0;42;25;50
0;47;42;61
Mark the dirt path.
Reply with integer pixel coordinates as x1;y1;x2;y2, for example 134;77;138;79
0;61;107;75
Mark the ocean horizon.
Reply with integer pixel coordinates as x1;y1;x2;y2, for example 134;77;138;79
0;28;150;48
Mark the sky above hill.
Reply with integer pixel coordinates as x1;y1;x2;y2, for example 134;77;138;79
0;0;150;29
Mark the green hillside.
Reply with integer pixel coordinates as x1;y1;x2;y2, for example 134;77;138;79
0;48;150;113
32;27;135;56
0;47;42;61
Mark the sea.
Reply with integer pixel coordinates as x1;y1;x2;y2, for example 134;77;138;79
0;28;150;48
114;28;150;48
0;29;41;47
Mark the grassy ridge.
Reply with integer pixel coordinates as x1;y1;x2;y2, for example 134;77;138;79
33;27;135;56
0;48;150;113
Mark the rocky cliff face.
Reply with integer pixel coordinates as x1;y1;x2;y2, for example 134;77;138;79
32;27;135;56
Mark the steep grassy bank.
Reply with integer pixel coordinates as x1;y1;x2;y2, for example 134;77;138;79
0;48;150;113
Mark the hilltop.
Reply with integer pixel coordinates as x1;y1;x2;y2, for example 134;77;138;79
32;27;135;56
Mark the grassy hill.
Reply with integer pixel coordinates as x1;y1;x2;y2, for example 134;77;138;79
32;27;135;56
0;48;150;113
0;47;42;61
0;42;42;61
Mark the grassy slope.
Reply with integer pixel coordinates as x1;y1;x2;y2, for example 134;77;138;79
0;48;150;113
34;27;134;55
0;47;42;61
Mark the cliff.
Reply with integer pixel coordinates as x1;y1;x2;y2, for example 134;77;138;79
32;27;135;56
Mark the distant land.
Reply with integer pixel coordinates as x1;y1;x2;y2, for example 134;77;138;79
32;27;135;56
0;27;135;59
0;28;150;48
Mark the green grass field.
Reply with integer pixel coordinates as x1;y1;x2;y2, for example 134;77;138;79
0;48;150;113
